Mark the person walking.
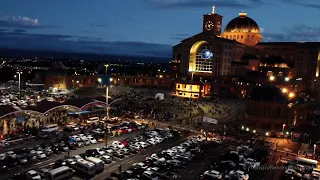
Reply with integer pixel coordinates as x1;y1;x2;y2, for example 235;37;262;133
118;164;122;172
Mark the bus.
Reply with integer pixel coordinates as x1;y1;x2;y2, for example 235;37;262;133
41;124;59;132
47;166;75;180
289;157;318;170
86;117;99;125
73;159;96;175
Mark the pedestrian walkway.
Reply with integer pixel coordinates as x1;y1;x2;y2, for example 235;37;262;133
298;143;309;156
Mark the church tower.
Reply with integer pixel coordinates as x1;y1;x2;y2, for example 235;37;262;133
202;6;223;36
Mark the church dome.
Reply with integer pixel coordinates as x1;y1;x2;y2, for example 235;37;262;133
224;12;260;33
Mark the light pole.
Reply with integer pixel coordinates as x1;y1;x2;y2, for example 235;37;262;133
17;71;23;98
104;64;109;119
189;72;194;107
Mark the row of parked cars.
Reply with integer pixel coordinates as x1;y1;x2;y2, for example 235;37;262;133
9;128;180;180
107;136;204;180
198;143;267;180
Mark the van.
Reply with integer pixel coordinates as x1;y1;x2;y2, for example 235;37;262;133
47;166;75;180
42;124;59;132
86;157;105;172
87;117;99;125
73;159;96;175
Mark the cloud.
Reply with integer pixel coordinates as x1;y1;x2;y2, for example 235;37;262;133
0;29;172;57
281;0;320;9
0;15;58;29
263;24;320;42
91;23;109;28
142;0;264;9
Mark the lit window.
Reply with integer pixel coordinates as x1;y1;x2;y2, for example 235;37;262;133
278;72;283;77
267;71;273;76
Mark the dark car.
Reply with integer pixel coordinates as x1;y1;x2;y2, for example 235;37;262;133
44;147;53;156
86;149;100;157
52;144;61;154
3;156;17;167
110;170;135;180
16;154;28;165
54;159;67;168
58;143;69;152
67;142;77;150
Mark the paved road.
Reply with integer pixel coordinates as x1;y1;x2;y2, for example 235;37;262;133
1;131;144;180
0;137;49;153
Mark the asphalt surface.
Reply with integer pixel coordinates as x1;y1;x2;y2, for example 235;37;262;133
0;137;48;153
35;136;187;180
1;130;144;180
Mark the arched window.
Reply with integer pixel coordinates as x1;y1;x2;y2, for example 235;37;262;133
241;35;243;39
251;35;254;40
267;71;273;76
237;35;239;39
278;72;283;77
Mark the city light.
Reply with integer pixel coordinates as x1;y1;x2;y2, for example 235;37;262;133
253;130;256;133
282;88;288;93
265;132;269;136
241;126;244;129
246;127;249;131
285;77;290;81
97;78;102;83
286;131;289;135
269;76;275;81
109;78;113;82
288;92;295;98
159;75;163;78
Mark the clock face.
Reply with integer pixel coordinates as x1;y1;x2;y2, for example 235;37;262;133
205;21;214;31
217;22;221;32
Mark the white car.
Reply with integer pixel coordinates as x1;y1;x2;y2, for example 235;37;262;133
112;141;125;149
72;155;83;161
147;138;157;145
147;167;160;172
133;162;148;169
190;136;203;142
36;151;46;159
26;170;41;180
99;155;112;163
6;151;16;158
150;154;166;162
172;146;186;153
244;158;260;168
154;137;163;143
163;150;176;156
227;170;249;180
285;169;302;178
136;142;148;148
92;128;105;134
88;137;97;144
203;170;222;179
95;148;106;155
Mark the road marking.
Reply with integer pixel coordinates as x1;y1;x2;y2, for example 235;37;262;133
188;170;194;174
156;148;161;151
109;167;116;172
201;162;205;166
277;150;297;156
35;159;53;165
39;162;54;168
126;160;134;164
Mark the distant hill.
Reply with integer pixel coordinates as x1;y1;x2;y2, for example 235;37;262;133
0;48;170;63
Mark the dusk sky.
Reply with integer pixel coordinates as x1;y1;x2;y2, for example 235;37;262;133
0;0;320;57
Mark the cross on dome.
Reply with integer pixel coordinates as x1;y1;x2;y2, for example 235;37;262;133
212;6;215;14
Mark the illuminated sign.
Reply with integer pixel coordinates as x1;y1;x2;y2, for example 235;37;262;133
201;49;213;59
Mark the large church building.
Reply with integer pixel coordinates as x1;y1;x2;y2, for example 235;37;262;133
172;6;320;99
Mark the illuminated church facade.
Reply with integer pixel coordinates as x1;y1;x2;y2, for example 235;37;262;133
172;6;320;99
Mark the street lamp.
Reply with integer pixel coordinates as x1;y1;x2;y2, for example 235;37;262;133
104;64;109;119
17;71;23;98
269;76;275;81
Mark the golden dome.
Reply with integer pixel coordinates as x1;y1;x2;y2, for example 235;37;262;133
224;12;260;34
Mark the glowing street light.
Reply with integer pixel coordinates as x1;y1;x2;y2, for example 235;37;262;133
289;92;295;98
105;64;109;119
241;126;244;130
285;77;290;81
246;127;249;131
265;132;269;136
109;78;113;82
253;130;256;133
282;88;288;93
269;76;275;81
98;78;102;83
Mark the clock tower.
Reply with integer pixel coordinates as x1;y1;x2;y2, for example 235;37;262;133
202;6;223;36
